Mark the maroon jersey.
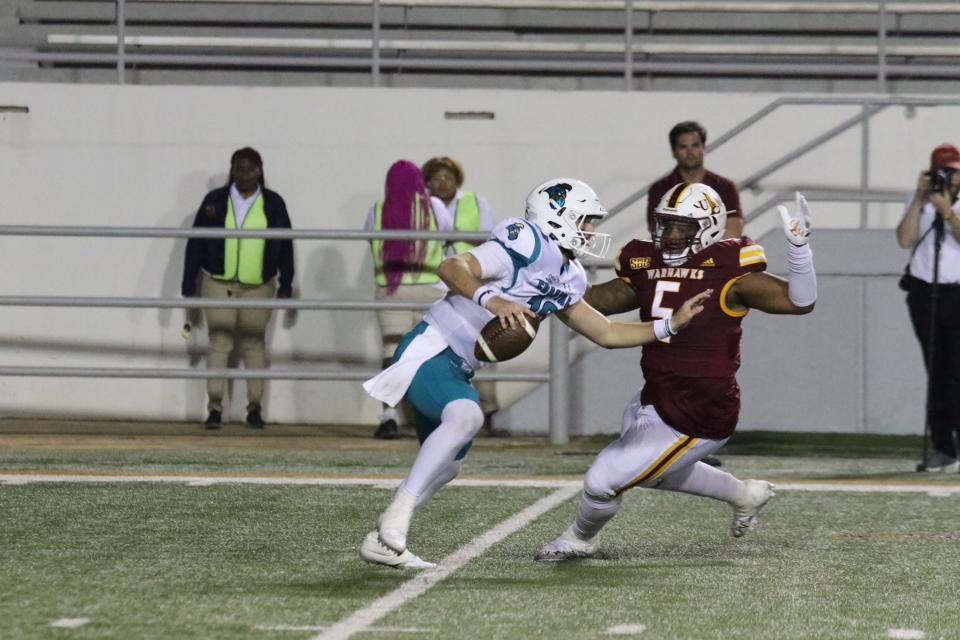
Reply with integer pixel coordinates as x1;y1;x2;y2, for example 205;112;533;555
614;238;767;439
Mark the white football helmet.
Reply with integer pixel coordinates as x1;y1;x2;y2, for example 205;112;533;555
653;182;727;266
525;178;612;259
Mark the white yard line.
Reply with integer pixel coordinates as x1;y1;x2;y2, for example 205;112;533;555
312;484;581;640
255;625;432;633
887;629;926;639
1;474;959;493
776;482;960;494
606;623;648;634
48;618;90;628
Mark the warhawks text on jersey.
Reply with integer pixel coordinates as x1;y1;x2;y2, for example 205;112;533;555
614;237;767;439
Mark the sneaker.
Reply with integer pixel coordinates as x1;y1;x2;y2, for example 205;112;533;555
534;526;598;562
730;479;776;538
245;406;265;429
359;531;435;570
920;451;960;473
204;409;222;430
374;419;400;440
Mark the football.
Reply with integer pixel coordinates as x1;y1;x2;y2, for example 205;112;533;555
474;315;541;363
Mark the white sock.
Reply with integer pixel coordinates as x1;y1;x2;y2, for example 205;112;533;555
414;460;462;512
655;462;740;502
378;485;418;545
381;407;398;423
573;490;622;541
403;399;483;497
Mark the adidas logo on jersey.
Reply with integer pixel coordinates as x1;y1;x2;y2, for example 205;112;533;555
630;257;651;269
700;258;716;267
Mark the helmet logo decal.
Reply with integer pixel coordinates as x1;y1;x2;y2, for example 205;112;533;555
540;183;573;210
506;221;525;240
696;191;719;213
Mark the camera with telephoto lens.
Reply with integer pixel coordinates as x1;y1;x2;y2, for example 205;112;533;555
927;167;957;193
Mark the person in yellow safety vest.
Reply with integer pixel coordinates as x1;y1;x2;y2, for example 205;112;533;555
181;147;295;431
365;160;453;439
421;156;502;436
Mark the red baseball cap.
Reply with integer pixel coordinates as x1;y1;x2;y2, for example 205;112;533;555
930;143;960;170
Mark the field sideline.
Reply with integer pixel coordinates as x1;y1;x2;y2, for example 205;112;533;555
2;422;959;639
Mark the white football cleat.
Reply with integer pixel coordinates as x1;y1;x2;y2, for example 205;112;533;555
534;526;599;562
359;531;436;570
377;488;417;553
730;479;776;538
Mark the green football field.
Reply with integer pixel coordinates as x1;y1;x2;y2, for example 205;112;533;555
1;424;958;640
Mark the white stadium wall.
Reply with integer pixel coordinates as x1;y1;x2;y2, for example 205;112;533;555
0;82;951;432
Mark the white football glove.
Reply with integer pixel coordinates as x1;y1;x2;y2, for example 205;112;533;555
777;191;812;247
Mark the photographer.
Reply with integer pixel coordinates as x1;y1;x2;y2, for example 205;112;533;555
896;143;960;472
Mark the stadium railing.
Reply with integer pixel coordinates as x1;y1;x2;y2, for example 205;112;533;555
6;0;960;89
0;224;581;442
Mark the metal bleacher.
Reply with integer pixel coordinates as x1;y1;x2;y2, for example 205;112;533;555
2;0;960;92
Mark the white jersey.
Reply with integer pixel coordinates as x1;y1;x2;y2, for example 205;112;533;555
424;216;588;370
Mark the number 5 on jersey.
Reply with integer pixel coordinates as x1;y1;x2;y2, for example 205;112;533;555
651;280;681;343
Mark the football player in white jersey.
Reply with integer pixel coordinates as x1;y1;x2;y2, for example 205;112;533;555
360;178;711;569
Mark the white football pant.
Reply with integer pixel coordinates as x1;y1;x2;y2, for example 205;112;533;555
572;391;741;541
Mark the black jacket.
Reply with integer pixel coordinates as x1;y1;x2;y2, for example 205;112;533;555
181;186;295;297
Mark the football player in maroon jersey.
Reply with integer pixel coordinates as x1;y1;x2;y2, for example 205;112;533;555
537;183;816;561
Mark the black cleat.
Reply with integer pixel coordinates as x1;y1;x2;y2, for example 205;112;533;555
374;419;401;440
204;409;222;430
245;406;265;429
702;455;723;467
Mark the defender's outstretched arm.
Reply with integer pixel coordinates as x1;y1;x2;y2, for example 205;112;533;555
583;278;641;316
729;192;816;315
558;290;711;348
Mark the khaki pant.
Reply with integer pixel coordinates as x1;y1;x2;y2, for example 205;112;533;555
201;272;277;411
374;284;446;359
374;284;498;415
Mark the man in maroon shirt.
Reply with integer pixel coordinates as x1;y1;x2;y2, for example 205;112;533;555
537;183;817;561
647;121;744;239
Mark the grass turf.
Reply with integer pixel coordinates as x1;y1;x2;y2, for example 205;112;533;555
2;482;958;639
1;427;957;639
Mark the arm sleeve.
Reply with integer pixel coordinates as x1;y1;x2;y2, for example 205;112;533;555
785;243;816;307
469;240;514;281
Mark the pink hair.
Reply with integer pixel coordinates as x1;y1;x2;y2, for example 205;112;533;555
380;160;433;294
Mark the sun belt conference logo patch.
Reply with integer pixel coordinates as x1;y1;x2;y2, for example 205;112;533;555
630;257;651;269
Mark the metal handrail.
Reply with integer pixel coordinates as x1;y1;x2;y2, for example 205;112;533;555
0;297;432;310
0;224;571;440
743;187;905;225
0;225;487;240
604;95;960;224
0;366;547;382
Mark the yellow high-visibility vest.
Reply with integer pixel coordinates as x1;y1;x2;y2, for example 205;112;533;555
451;191;481;255
218;194;267;285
